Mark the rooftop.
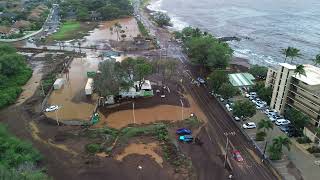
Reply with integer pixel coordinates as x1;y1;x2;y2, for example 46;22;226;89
228;73;255;87
293;64;320;86
279;63;296;70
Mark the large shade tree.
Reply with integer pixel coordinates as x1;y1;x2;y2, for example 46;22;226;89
233;100;256;119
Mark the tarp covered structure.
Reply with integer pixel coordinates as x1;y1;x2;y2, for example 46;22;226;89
228;73;255;87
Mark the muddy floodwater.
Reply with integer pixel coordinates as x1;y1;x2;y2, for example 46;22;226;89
83;17;140;47
46;56;100;121
98;94;208;129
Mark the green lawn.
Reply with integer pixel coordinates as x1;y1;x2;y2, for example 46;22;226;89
51;21;81;40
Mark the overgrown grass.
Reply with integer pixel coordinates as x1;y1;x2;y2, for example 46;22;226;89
119;123;168;143
137;19;149;37
184;116;201;128
0;124;49;179
0;45;32;109
51;21;81;40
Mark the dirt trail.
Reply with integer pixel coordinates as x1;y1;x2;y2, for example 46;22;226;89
29;121;78;155
16;63;44;105
116;142;163;167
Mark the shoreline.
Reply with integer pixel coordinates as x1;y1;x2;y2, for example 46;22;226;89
142;0;251;69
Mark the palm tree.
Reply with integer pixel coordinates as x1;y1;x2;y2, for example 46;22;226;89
288;47;301;64
312;54;320;66
258;119;274;133
281;47;292;63
273;136;291;152
294;64;306;77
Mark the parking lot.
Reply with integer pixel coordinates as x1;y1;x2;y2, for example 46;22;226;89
216;88;320;180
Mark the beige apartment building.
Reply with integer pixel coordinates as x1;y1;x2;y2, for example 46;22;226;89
266;63;320;140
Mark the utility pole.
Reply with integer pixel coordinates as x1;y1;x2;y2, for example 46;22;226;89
180;99;184;120
133;102;136;124
224;135;229;167
262;141;268;161
54;108;60;126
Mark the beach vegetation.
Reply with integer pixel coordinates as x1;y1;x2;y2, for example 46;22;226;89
152;12;172;27
249;65;268;80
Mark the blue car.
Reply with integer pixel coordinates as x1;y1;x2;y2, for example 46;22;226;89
176;128;192;135
179;135;193;142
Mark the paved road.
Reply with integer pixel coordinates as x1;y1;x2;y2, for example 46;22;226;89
132;1;278;178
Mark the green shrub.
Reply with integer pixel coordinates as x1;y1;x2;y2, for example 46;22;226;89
184;116;200;128
85;143;101;154
255;131;267;141
307;146;320;154
296;136;312;144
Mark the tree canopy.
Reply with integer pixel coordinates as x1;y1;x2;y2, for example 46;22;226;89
250;82;272;104
217;83;239;99
152;12;171;27
249;65;268;80
207;70;229;93
233;100;256;118
183;29;233;70
94;57;153;96
60;0;133;21
285;107;310;132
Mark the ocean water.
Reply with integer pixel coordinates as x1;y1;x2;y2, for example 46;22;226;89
148;0;320;66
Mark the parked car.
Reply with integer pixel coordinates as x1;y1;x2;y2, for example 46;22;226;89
279;124;295;132
234;116;240;121
232;150;244;162
243;122;256;129
275;119;290;126
45;105;59;112
268;115;277;122
176;128;192;135
249;92;257;96
178;135;193;142
219;97;224;102
286;129;303;137
245;93;250;98
197;77;205;84
226;104;233;111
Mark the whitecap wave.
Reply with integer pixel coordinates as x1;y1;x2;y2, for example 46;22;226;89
147;0;166;12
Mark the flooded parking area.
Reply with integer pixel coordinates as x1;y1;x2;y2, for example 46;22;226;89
45;55;100;122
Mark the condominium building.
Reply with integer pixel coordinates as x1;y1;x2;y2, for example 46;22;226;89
266;63;320;140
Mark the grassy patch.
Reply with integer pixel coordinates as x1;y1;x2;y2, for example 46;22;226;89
50;21;96;41
137;20;149;37
119;123;168;143
184;116;201;128
51;21;81;40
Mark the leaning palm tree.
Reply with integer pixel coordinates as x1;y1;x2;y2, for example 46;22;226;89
312;54;320;66
294;64;306;77
281;46;292;63
258;119;274;133
272;136;291;152
288;47;301;64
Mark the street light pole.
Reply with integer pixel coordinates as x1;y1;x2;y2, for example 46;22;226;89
54;109;60;126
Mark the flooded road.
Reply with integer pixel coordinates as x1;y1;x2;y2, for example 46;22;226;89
46;56;99;122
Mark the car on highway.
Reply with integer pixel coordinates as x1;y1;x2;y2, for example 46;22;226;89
45;105;59;112
176;128;192;135
232;150;244;162
243;122;256;129
178;135;193;142
275;119;290;126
